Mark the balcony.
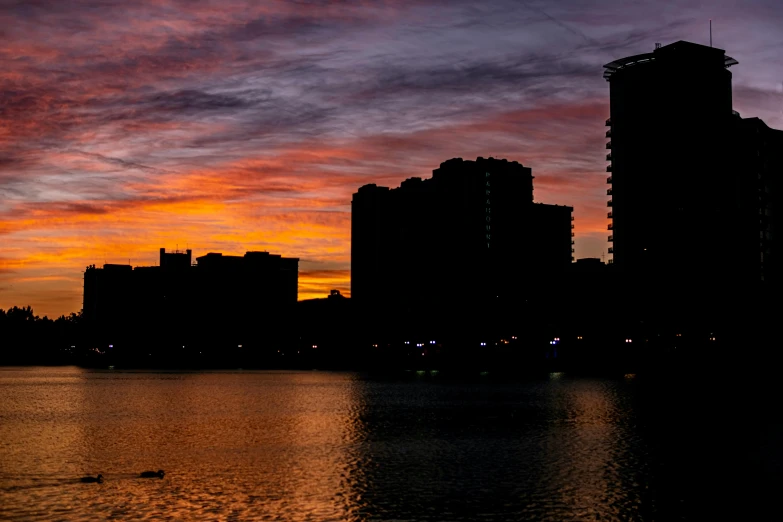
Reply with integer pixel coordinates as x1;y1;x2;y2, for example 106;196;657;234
607;200;613;207
605;129;612;138
607;211;613;218
607;188;612;196
608;247;614;253
606;153;612;161
571;232;575;237
606;118;611;126
571;248;575;253
606;165;612;173
608;258;614;264
571;240;575;245
607;175;612;182
606;142;612;149
570;215;574;221
608;235;614;242
608;223;613;230
571;223;575;229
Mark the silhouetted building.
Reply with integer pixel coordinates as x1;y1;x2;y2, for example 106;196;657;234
730;116;783;285
83;264;134;326
82;248;299;346
196;251;299;306
604;41;782;303
159;247;192;269
352;157;573;317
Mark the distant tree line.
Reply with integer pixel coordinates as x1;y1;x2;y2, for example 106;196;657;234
0;306;85;364
1;292;777;373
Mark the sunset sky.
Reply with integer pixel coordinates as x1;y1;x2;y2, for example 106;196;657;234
1;0;782;317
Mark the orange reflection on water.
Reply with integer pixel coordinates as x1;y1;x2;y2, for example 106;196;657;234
0;368;363;521
538;378;643;519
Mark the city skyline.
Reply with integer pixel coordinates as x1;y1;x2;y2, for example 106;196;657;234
2;1;783;317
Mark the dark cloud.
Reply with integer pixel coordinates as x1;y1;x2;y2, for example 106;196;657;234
0;155;26;169
519;1;598;45
348;54;597;104
146;90;256;113
70;151;163;173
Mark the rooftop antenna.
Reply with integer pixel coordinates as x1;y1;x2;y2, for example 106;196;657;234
709;19;712;47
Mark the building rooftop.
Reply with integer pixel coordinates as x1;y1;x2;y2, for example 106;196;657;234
603;40;738;81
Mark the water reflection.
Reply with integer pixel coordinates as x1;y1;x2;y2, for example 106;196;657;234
0;368;359;521
337;377;656;521
534;380;650;520
3;368;773;521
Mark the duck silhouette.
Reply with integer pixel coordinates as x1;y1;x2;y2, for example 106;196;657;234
80;474;103;483
139;470;165;479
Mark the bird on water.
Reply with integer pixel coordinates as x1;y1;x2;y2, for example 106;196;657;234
80;474;103;483
140;470;165;479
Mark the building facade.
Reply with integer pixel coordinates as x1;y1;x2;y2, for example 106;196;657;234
604;41;782;298
195;251;299;307
351;157;573;313
83;248;299;344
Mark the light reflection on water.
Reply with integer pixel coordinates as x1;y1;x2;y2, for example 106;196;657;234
0;367;773;520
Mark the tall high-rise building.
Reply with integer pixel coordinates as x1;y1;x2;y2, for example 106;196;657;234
731;117;783;285
603;41;782;297
351;157;573;313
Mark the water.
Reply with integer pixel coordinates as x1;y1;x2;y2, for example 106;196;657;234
0;367;780;521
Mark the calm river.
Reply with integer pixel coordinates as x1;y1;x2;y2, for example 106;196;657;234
0;367;780;521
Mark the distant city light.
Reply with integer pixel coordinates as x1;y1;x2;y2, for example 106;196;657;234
237;345;242;348
312;345;318;349
430;341;436;344
404;341;410;345
108;344;113;348
625;338;632;343
480;342;486;346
